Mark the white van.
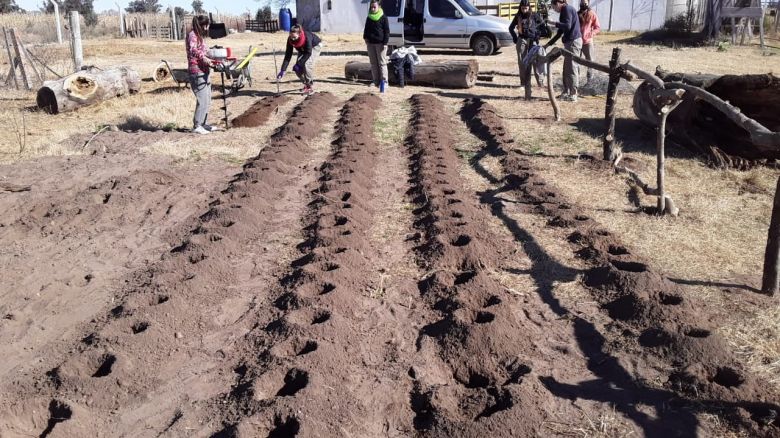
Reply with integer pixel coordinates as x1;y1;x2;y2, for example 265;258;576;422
381;0;514;55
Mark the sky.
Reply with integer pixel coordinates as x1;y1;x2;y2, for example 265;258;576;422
16;0;288;16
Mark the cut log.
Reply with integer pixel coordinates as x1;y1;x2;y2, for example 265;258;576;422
633;68;780;168
36;66;141;114
344;60;478;89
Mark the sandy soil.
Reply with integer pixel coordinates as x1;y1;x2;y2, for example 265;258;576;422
0;30;779;437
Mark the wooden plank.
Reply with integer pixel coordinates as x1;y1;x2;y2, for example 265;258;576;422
722;7;764;18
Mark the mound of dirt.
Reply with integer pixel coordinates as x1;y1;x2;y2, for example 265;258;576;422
232;95;291;128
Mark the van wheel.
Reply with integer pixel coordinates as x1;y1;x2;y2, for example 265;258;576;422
471;34;495;56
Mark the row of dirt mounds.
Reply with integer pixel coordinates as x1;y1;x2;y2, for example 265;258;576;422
231;95;291;128
460;97;780;436
0;93;339;437
210;93;425;436
401;94;637;437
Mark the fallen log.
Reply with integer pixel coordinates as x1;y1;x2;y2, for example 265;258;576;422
633;68;780;168
36;66;141;114
344;60;478;89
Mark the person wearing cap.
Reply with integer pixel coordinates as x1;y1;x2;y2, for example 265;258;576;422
508;0;547;100
578;0;600;81
364;0;390;91
545;0;583;102
277;25;323;96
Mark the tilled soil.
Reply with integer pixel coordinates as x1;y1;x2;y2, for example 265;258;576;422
1;91;778;438
460;97;780;436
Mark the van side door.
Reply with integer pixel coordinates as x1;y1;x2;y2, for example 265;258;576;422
381;0;405;46
425;0;469;48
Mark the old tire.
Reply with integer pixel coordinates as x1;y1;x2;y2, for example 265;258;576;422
471;34;495;56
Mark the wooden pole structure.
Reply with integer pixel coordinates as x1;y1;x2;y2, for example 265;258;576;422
170;6;178;40
603;47;621;162
9;29;31;90
53;1;63;44
762;175;780;296
2;27;19;90
17;35;43;84
70;11;83;71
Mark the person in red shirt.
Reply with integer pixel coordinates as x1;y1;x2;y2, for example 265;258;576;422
578;0;601;82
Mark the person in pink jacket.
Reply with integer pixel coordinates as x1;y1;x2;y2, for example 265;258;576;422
578;0;600;81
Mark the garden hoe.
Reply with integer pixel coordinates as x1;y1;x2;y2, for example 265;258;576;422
272;43;280;95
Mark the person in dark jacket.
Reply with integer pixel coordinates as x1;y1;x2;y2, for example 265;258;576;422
277;25;323;95
508;0;546;99
364;0;390;90
545;0;583;101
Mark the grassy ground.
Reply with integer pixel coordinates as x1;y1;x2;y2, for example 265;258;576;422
1;29;779;395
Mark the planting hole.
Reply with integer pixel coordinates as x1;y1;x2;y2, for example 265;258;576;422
321;283;336;295
659;293;683;306
323;263;339;272
575;215;589;221
712;367;745;388
341;192;352;202
611;260;648;273
276;368;309;396
484;295;502;307
312;311;331;325
465;372;491;388
297;340;318;356
131;322;149;334
451;211;464;219
335;216;348;226
451;235;471;247
334;247;347;254
443;189;456;195
268;415;301;437
40;400;73;438
92;354;117;378
341;230;352;236
157;295;170;305
447;199;462;205
475;312;495;324
686;328;711;338
608;245;629;256
454;271;477;285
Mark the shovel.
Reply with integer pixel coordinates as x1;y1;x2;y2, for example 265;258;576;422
272;42;280;95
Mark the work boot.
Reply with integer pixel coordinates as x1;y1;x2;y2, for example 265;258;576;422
204;124;223;132
302;84;314;96
192;125;211;135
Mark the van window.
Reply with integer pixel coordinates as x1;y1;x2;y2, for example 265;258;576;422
382;0;402;16
452;0;482;16
429;0;458;18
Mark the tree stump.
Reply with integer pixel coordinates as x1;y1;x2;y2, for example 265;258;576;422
344;60;479;89
633;69;780;168
37;66;141;114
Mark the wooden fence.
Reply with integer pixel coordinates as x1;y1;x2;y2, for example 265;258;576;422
245;19;280;32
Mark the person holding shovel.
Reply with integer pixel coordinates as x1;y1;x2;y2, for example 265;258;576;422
186;15;222;134
277;25;323;96
363;0;390;91
545;0;582;102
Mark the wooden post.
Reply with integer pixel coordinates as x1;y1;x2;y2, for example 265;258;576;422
170;7;178;40
9;29;31;90
759;8;765;49
118;3;125;37
762;175;780;296
603;47;621;162
53;1;63;44
2;28;19;90
70;11;83;71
